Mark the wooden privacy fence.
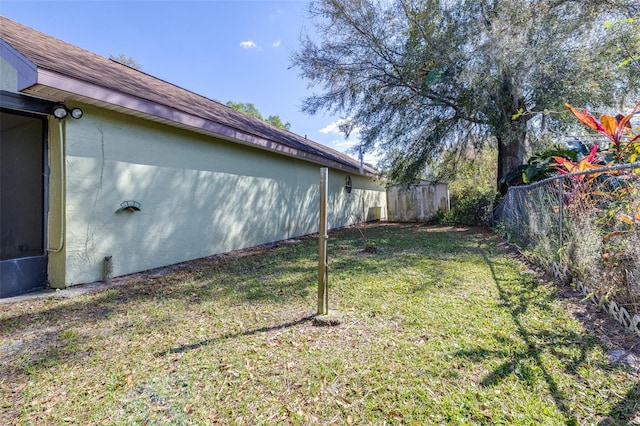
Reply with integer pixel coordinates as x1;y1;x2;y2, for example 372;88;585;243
386;181;450;222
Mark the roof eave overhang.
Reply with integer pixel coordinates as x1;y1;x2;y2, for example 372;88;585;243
24;69;377;177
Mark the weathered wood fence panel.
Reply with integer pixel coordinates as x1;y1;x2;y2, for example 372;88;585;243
387;182;449;222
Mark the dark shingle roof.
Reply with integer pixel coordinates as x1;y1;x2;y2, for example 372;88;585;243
0;16;375;175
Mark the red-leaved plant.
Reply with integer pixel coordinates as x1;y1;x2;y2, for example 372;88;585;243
564;102;640;164
561;102;640;267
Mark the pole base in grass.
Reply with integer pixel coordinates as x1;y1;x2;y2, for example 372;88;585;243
313;310;342;326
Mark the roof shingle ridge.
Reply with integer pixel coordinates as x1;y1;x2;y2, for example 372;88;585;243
0;15;377;174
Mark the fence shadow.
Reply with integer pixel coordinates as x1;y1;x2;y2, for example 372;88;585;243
472;251;611;424
598;381;640;425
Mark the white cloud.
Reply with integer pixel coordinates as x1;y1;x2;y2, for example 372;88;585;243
319;118;349;134
319;118;362;138
331;138;358;149
319;122;340;134
329;137;381;167
272;40;281;48
322;120;381;166
363;151;381;165
240;40;258;49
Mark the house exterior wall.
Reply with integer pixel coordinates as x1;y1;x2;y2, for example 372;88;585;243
0;56;18;91
49;105;386;287
0;39;37;92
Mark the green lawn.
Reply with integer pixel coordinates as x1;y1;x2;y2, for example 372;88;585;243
1;224;638;425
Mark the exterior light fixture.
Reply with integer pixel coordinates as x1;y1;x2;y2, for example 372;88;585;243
52;105;68;119
117;200;141;213
52;105;83;120
70;108;83;119
345;176;352;194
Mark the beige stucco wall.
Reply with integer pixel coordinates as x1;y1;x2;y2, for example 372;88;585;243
49;105;387;287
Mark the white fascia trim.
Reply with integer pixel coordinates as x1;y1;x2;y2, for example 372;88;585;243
36;69;371;175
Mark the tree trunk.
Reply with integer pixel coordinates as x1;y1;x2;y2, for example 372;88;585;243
497;135;526;195
493;72;528;195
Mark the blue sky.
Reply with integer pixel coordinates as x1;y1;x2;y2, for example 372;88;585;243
0;0;372;162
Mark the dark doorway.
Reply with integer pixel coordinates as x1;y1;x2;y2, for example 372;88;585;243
0;110;48;297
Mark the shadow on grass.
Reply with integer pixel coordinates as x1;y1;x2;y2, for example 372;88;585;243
0;242;318;382
599;382;640;425
455;252;609;425
1;224;488;377
157;314;316;356
328;226;492;283
478;251;640;424
2;241;315;322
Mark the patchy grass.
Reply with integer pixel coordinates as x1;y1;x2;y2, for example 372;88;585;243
1;223;638;425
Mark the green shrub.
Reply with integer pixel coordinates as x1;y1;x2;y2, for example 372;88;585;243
434;188;496;226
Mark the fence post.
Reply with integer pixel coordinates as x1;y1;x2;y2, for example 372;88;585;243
318;168;329;315
557;178;564;249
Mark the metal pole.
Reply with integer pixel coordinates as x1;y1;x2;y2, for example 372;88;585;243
318;168;329;315
557;179;564;248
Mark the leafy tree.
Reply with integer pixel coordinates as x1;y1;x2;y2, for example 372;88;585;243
226;101;264;120
266;115;292;131
292;0;640;192
109;53;142;70
226;101;291;131
428;145;498;225
604;17;640;73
